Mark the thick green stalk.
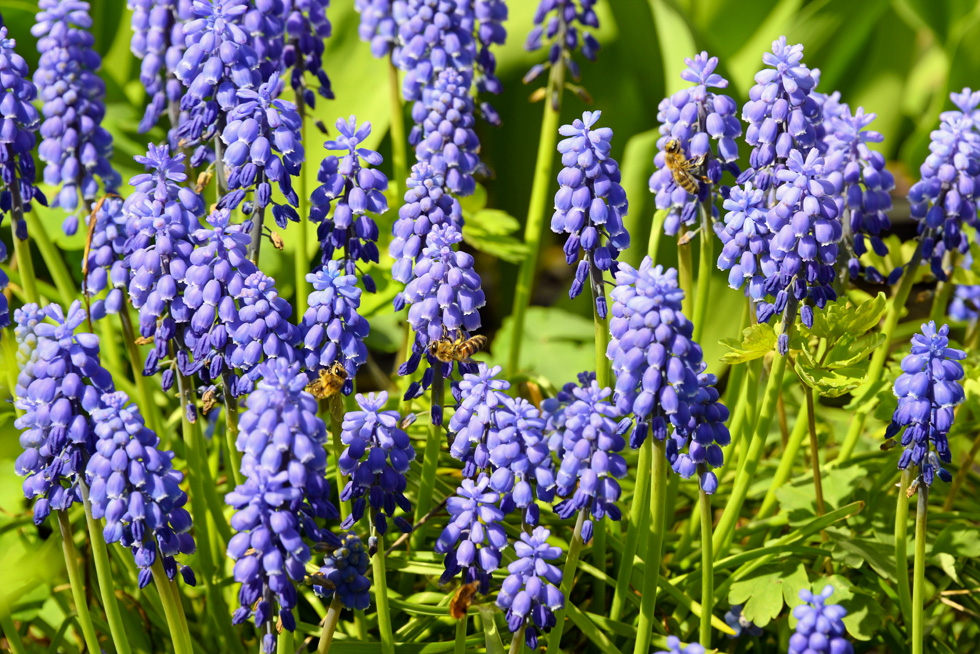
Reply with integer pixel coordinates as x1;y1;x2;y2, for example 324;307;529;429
56;510;102;654
8;180;39;305
609;436;653;622
547;509;587;652
317;597;343;654
277;629;293;654
805;390;826;517
507;101;561;373
80;483;132;654
508;627;525;654
928;255;958;325
895;470;914;621
692;209;713;344
454;614;467;654
388;58;408;202
296;95;311;319
372;532;396;654
912;484;929;654
677;231;694;319
757;399;809;519
412;364;445;549
592;286;610;610
151;559;191;654
943;430;980;511
332;414;349;522
647;211;668;261
118;309;165;441
713;350;789;555
221;373;244;487
23;210;74;305
698;478;714;648
635;439;668;654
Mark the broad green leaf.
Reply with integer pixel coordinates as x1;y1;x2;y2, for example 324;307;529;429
476;605;506;654
795;360;867;398
728;561;810;627
823;332;888;369
830;536;897;581
490;306;595;387
461;209;529;263
950;266;980;285
720;323;776;364
648;0;696;95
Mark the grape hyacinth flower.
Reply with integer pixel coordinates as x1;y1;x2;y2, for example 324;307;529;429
496;526;564;650
313;532;372;610
0;26;45;239
300;260;370;385
823;105;899;284
227;359;341;653
33;0;120;235
389;162;463;284
550;380;627;542
87;391;196;588
410;68;481;196
885;321;965;489
128;0;193;133
907;89;980;281
337;391;415;534
355;0;397;59
13;301;114;526
649;51;741;236
789;586;853;654
715;183;773;299
393;0;475;103
465;0;507;123
724;605;763;639
552;110;629;318
399;221;486;376
220;76;303;228
83;195;129;316
656;636;706;654
950;283;980;323
739;36;822;191
310;116;388;280
524;0;600;108
283;0;334;107
434;473;507;593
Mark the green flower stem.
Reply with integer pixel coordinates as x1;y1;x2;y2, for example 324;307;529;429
508;626;525;654
609;436;653;622
728;359;763;481
247;171;269;264
296;94;311;319
80;482;132;654
634;439;668;654
929;253;959;325
912;483;929;654
388;57;408;204
372;530;396;654
0;583;27;654
507;99;561;374
895;470;914;621
546;508;586;653
756;399;809;519
804;389;826;517
592;281;610;610
221;373;244;487
8;185;39;305
151;559;191;654
677;232;694;319
839;245;922;464
454;614;467;654
332;414;349;522
647;211;668;261
278;629;294;654
23;209;74;305
118;308;165;443
56;510;101;654
167;577;191;647
317;597;343;654
698;477;714;649
712;347;789;556
411;363;445;549
692;209;713;344
942;429;980;512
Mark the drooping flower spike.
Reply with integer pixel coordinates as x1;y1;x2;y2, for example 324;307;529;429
83;196;130;317
128;0;194;134
551;110;629;318
649;51;742;236
312;532;372;610
33;0;120;235
393;0;475;103
885;321;965;489
355;0;398;59
496;527;564;650
524;0;601;108
282;0;335;108
464;0;507;124
789;586;853;654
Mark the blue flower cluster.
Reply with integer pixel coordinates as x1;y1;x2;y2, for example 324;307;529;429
0;26;45;243
310;116;388;280
524;0;600;98
227;359;340;653
434;473;507;593
466;0;507;123
823;105;899;284
282;0;334;107
951;281;980;323
393;0;474;103
549;379;626;541
885;321;965;488
33;0;120;234
715;183;771;298
496;527;564;650
128;0;192;133
907;88;980;281
739;36;822;191
13;301;114;525
552;110;629;318
724;605;763;638
649;51;741;235
355;0;397;59
83;196;129;315
338;391;415;534
300;260;370;385
88;391;196;588
390;162;463;284
789;586;852;654
313;532;372;610
656;636;706;654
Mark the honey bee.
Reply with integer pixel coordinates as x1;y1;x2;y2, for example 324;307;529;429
306;362;348;400
428;331;488;364
449;581;480;619
663;138;706;194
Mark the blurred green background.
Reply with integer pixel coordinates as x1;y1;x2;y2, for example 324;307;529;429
1;0;979;646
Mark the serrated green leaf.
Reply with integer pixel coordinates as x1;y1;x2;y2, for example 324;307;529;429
824;332;888;369
720;323;776;364
461;209;529;263
795;361;867;398
728;561;809;627
830;536;897;581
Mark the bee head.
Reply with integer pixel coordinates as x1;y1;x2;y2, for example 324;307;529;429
428;341;439;356
666;139;681;154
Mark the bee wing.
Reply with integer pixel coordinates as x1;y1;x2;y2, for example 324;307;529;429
681;155;706;171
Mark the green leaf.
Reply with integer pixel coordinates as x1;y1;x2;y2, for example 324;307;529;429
728;561;810;627
566;604;626;654
794;361;867;398
720;323;776;364
830;535;897;581
461;209;529;263
823;332;888;369
475;605;506;654
809;293;887;340
490;306;595;387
